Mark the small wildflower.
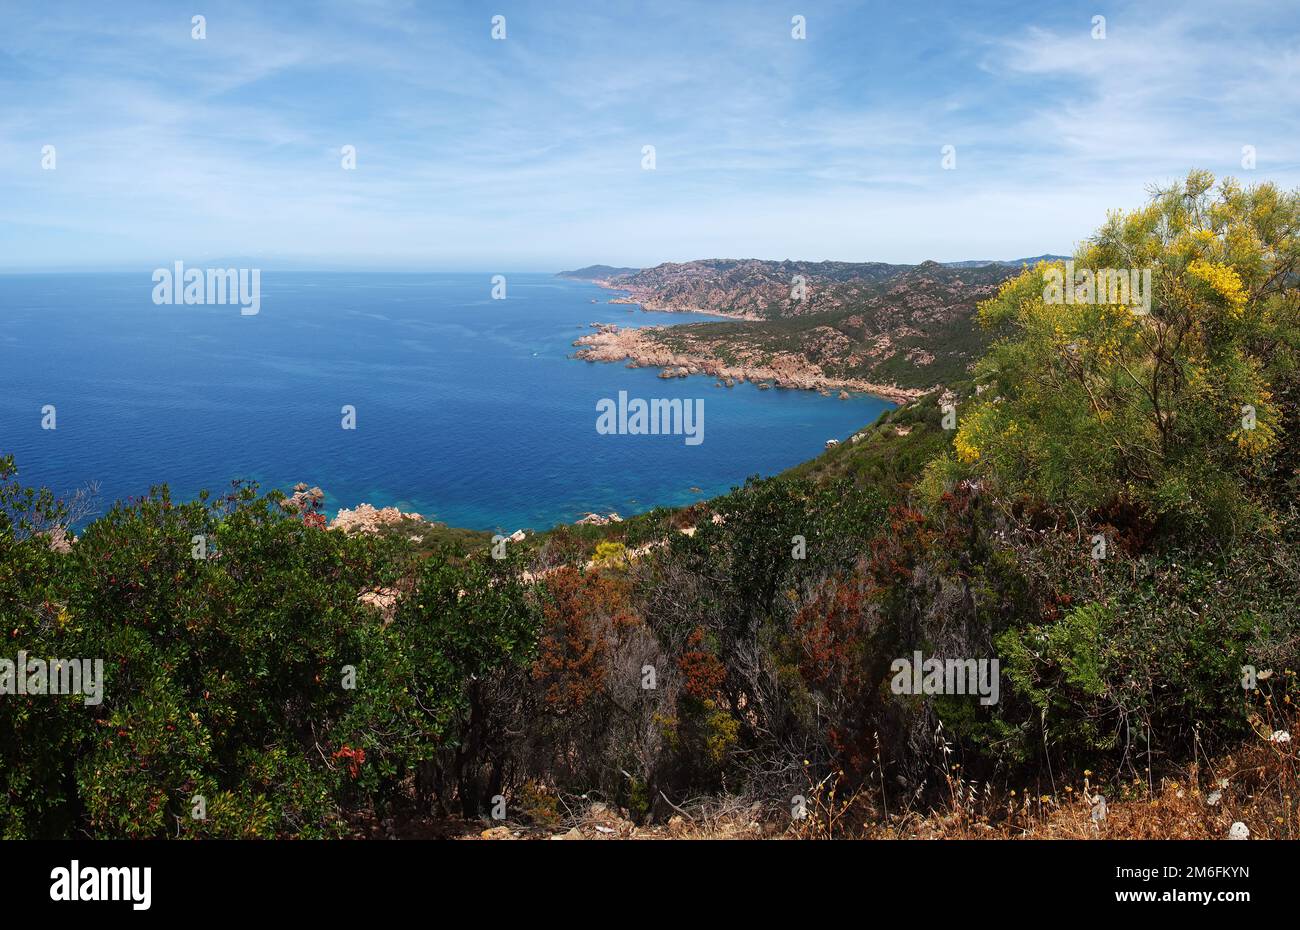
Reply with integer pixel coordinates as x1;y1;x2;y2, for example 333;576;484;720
1228;821;1250;840
1270;730;1291;743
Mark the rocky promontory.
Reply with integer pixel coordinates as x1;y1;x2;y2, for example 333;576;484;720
572;324;925;403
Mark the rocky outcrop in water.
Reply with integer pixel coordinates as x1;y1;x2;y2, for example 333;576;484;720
331;503;425;535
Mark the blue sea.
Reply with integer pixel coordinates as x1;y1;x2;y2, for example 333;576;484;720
0;273;892;532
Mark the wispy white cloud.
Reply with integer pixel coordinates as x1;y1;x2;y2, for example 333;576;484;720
0;0;1295;270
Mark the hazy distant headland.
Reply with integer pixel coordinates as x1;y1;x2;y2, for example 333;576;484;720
556;265;642;282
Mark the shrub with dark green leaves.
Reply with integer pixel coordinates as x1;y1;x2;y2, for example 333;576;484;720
1;463;415;837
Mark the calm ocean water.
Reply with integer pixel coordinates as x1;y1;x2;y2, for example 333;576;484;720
0;272;891;532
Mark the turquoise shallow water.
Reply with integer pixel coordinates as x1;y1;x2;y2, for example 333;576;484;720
0;272;892;532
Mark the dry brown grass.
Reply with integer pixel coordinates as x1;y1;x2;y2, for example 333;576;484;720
788;699;1300;841
448;709;1298;840
409;689;1300;841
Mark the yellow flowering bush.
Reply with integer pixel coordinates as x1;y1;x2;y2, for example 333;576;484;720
935;171;1297;539
1187;258;1248;317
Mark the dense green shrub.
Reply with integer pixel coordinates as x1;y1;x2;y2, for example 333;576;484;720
0;461;531;836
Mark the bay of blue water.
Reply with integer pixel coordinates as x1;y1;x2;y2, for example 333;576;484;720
0;273;891;532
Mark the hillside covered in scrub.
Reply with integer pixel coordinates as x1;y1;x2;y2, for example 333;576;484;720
3;172;1299;840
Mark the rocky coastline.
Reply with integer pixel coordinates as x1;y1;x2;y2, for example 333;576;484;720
589;276;762;321
572;324;926;404
603;290;761;321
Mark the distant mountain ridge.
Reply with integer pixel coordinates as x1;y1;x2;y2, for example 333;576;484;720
942;254;1070;268
562;257;1036;321
559;256;1068;320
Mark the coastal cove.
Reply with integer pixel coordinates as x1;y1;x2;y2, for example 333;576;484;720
0;272;894;532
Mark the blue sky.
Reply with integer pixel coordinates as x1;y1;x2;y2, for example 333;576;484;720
1;0;1297;271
